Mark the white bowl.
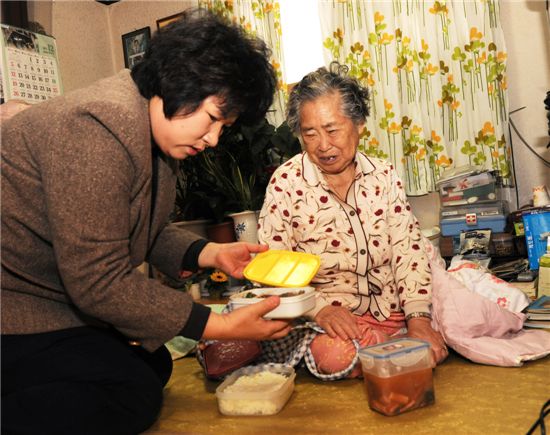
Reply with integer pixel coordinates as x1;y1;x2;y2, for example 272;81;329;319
229;287;315;319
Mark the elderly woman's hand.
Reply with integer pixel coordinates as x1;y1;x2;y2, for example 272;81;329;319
406;317;448;366
315;305;361;341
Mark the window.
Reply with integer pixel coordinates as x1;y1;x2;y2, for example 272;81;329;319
279;0;324;84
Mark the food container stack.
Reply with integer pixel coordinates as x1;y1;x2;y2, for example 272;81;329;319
358;338;435;416
436;166;510;257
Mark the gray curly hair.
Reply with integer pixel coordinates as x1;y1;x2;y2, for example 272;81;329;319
286;61;370;134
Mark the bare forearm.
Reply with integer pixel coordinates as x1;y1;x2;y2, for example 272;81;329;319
202;312;231;340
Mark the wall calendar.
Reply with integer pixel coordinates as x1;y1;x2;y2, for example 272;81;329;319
0;24;63;104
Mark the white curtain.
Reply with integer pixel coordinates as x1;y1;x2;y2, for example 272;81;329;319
318;0;511;194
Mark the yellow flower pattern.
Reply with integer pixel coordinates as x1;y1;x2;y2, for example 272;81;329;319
199;0;288;126
318;0;511;194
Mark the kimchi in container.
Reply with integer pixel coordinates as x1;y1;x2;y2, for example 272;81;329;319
358;338;435;416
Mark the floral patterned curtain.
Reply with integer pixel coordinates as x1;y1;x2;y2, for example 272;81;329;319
197;0;288;127
319;0;511;194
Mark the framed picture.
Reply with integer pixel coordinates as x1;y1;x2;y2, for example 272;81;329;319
122;27;151;69
156;12;184;30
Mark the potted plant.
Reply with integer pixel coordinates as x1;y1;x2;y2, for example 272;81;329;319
209;119;301;214
201;119;301;242
203;269;230;299
173;118;301;241
170;158;214;238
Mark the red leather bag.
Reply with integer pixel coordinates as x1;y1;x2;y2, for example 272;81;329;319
201;340;262;379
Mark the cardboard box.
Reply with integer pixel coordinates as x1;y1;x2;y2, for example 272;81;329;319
510;206;550;236
523;209;550;270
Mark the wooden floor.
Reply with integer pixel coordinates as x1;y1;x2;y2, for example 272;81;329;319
144;350;550;435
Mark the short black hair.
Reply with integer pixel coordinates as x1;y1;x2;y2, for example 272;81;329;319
131;8;276;125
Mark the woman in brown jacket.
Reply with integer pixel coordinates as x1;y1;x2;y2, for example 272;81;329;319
1;10;290;435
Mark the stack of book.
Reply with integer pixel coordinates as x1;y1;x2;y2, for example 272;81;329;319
509;278;538;300
524;295;550;329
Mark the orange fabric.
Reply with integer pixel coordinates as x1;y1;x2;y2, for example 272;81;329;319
309;312;406;378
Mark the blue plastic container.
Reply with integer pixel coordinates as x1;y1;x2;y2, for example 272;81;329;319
440;201;507;237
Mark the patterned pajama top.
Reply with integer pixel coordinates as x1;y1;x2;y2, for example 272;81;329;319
257;151;432;322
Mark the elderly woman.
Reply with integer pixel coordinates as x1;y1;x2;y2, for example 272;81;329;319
257;62;447;379
1;10;291;434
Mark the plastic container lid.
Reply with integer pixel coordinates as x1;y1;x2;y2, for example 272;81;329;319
436;164;486;185
243;250;321;288
358;338;431;378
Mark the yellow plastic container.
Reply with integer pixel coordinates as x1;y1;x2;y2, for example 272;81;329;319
243;250;320;288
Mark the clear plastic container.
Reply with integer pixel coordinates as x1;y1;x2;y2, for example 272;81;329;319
215;364;295;416
229;287;315;319
358;338;434;416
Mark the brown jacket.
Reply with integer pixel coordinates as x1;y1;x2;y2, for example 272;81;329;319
1;71;202;350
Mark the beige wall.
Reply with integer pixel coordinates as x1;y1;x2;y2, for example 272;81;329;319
26;0;550;229
52;1;112;93
28;0;193;92
108;1;193;73
500;0;550;207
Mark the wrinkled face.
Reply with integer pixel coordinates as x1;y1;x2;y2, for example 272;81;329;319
149;95;237;160
300;92;363;174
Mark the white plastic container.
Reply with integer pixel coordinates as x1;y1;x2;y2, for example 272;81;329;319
358;338;434;416
215;364;295;416
229;287;315;319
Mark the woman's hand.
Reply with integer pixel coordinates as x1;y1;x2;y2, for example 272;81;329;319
198;242;269;279
315;305;360;341
202;296;292;341
406;317;448;366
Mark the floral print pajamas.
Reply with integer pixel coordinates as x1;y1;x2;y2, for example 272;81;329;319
258;152;432;323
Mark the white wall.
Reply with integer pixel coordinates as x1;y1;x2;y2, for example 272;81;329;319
500;0;550;207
